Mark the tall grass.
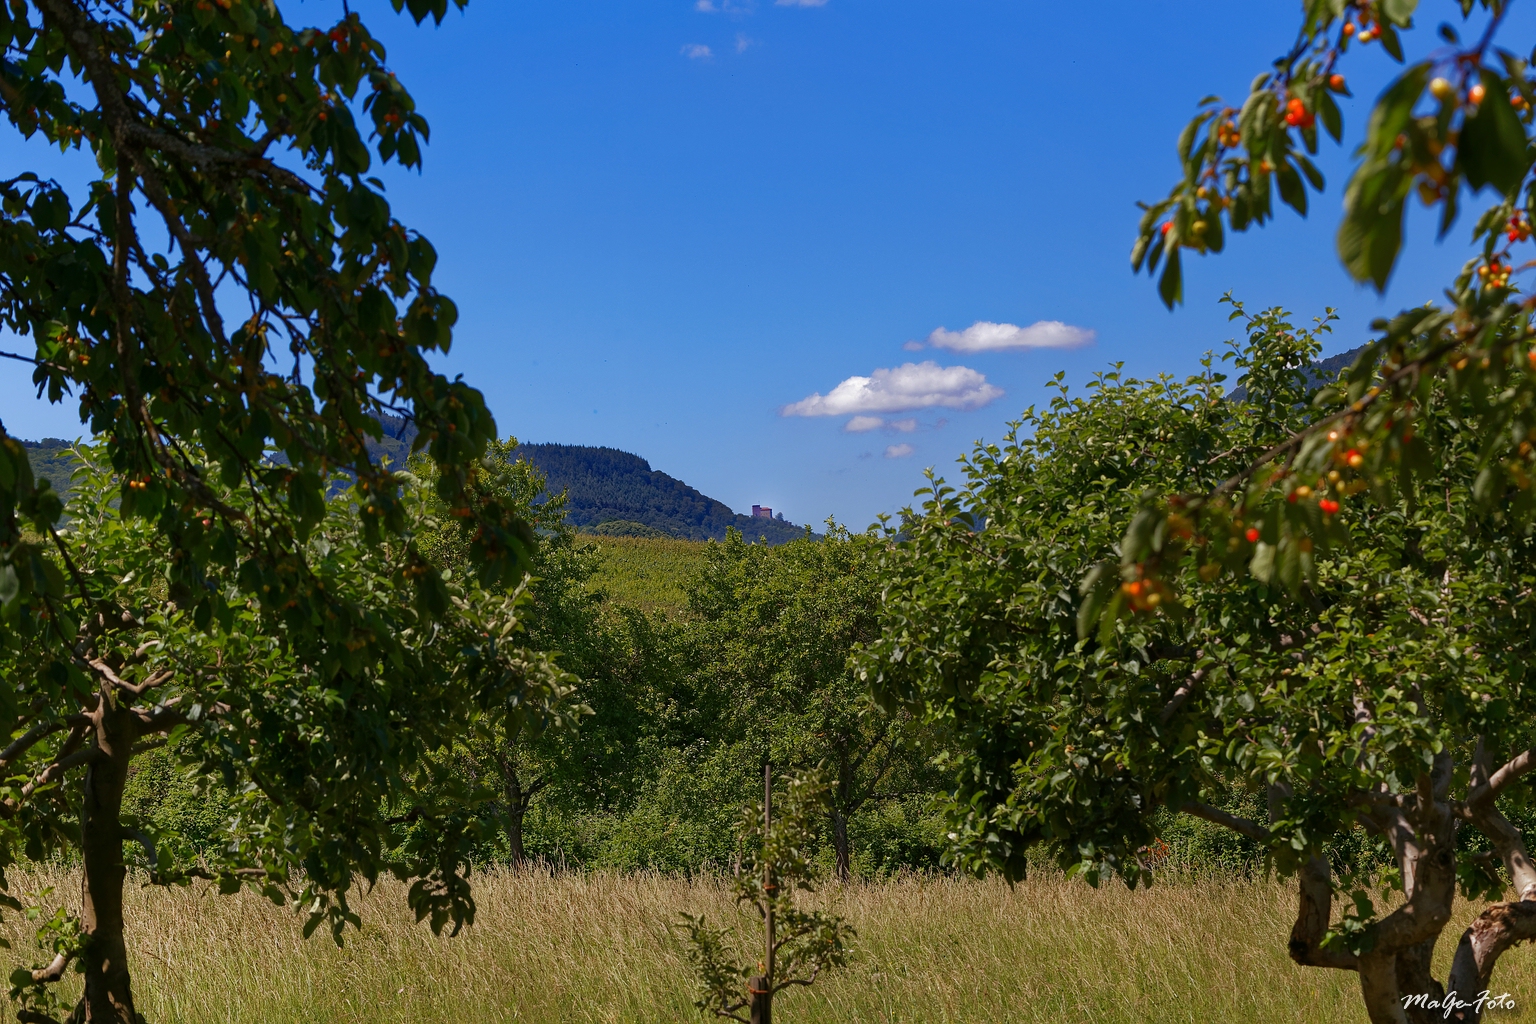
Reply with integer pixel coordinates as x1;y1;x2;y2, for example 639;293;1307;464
12;867;1533;1023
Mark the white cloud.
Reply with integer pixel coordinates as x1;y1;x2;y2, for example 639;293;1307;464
925;320;1095;353
844;415;884;433
782;361;1003;417
889;418;917;433
695;0;716;9
681;43;713;59
777;0;829;5
884;443;915;459
736;32;752;52
902;340;924;351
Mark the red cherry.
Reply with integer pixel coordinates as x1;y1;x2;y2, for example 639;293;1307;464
1319;499;1340;515
1245;528;1261;543
1160;222;1172;236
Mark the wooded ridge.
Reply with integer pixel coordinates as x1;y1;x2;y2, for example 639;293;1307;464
21;431;812;545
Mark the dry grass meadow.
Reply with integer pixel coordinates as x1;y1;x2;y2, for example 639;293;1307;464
7;868;1536;1023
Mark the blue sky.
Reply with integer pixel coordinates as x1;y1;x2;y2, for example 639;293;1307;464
2;1;1528;529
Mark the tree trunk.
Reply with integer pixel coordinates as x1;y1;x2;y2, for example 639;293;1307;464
78;701;139;1023
505;766;527;871
1355;793;1459;1024
1394;938;1445;1024
830;810;850;882
748;974;771;1024
754;762;773;1024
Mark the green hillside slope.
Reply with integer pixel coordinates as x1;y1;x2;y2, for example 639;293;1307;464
519;443;810;544
585;534;710;617
21;438;79;497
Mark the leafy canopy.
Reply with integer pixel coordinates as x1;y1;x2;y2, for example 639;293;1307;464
857;306;1536;1018
1116;0;1536;640
0;0;578;1012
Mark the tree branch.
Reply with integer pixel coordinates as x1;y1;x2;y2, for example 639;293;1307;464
30;950;73;984
1460;738;1536;902
1180;800;1271;841
1448;900;1536;1022
1287;853;1359;971
87;658;172;698
0;718;85;769
132;701;227;734
1159;668;1206;725
0;741;106;816
773;968;822;993
1465;746;1536;807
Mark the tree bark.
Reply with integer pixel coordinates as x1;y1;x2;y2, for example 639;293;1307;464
748;974;771;1024
1354;787;1458;1024
1394;937;1445;1024
503;762;527;871
830;810;850;882
755;762;773;1024
1447;900;1536;1023
78;700;139;1023
1287;854;1358;970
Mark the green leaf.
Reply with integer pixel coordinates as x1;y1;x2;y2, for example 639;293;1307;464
1380;0;1417;25
1339;163;1408;290
1276;538;1302;591
1377;21;1405;62
1295;154;1325;191
1460;69;1530;195
1318;91;1343;143
1363;66;1430;160
1276;162;1308;215
1158;247;1183;309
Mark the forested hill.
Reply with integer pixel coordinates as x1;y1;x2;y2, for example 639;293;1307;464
19;438;76;495
1308;344;1368;387
20;430;809;544
518;443;809;544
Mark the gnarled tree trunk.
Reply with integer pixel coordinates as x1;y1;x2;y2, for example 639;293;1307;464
77;699;139;1024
